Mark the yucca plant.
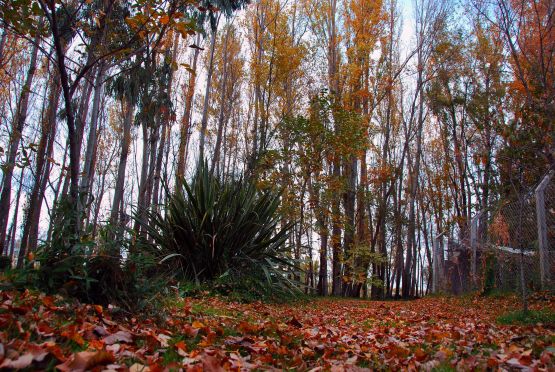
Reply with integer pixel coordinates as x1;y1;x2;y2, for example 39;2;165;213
143;161;300;296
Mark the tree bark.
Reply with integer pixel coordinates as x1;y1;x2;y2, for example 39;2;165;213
110;97;134;226
199;18;220;161
176;34;200;182
0;33;40;255
79;63;106;223
20;68;62;253
211;25;231;175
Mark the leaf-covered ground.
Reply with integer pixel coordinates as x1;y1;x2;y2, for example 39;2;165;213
1;290;554;371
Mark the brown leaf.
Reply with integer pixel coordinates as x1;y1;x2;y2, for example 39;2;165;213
182;324;199;338
287;317;303;328
202;354;224;372
103;330;133;345
129;363;150;372
414;347;427;361
0;353;34;369
57;350;115;372
93;326;109;337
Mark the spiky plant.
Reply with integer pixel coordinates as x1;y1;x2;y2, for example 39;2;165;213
143;162;299;296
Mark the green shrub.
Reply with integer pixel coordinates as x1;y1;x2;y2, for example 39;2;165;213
143;161;300;298
23;197;168;312
0;255;12;271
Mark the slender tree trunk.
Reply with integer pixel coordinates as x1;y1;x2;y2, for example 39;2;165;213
91;167;107;238
48;142;68;241
402;46;425;298
20;65;61;253
151;122;167;212
134;122;150;232
349;151;369;298
211;25;231;175
199;18;220;161
0;27;7;65
80;63;106;222
143;123;159;216
0;34;40;255
110;98;134;226
317;225;329;295
176;35;201;182
9;171;23;265
393;178;404;297
342;155;357;297
331;157;343;296
152;35;177;207
50;5;87;236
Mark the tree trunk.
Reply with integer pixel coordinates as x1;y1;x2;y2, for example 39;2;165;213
342;155;357;297
331;158;343;296
151;121;167;212
110;97;134;226
80;63;106;225
134;122;150;233
9;171;24;265
0;34;40;255
176;34;200;182
199;18;220;161
20;66;61;253
211;25;231;175
0;27;7;64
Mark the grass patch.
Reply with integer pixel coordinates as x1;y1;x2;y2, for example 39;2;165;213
191;303;228;316
481;288;513;299
497;309;555;325
432;362;456;372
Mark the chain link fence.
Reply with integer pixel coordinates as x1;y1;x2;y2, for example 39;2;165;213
433;170;555;295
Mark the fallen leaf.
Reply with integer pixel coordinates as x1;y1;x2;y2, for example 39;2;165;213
103;330;133;345
129;363;150;372
0;353;34;369
202;353;224;372
57;350;115;372
287;317;303;328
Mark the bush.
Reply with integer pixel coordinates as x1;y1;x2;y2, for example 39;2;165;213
143;161;300;298
0;256;11;271
24;197;168;312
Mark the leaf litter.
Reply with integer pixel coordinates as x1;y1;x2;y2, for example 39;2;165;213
0;289;554;370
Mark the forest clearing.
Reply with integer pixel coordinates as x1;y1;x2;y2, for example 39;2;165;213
1;289;554;371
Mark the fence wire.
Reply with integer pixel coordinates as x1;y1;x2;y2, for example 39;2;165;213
433;170;555;295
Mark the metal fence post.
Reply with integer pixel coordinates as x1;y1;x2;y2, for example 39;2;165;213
536;170;554;290
432;232;445;293
470;211;483;289
432;236;439;293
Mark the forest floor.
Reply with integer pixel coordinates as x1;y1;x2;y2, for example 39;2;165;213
0;290;554;371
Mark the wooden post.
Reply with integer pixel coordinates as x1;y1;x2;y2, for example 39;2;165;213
536;170;554;290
